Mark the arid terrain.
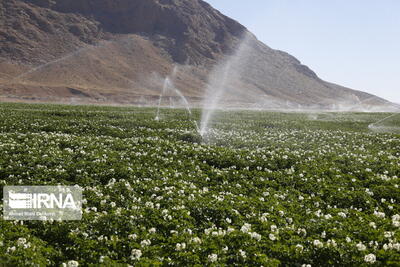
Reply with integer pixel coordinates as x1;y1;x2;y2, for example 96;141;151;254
0;0;393;109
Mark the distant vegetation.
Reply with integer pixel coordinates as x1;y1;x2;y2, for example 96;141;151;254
0;103;399;266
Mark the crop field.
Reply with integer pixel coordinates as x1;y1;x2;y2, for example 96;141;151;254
0;102;399;266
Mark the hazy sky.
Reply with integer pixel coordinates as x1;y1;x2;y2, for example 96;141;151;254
206;0;400;103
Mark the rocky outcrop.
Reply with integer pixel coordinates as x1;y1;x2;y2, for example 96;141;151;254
6;0;246;65
0;0;102;64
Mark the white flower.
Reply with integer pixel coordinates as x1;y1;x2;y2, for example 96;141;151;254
384;232;394;239
17;238;26;245
249;232;262;241
190;237;202;244
296;244;304;252
149;228;156;234
208;254;218;262
67;261;79;267
226;218;232;224
373;211;385;218
297;228;307;237
392;215;400;227
131;249;142;260
239;249;246;258
364;253;376;264
128;234;137;240
176;243;186;251
241;223;251;233
369;222;376;229
301;265;312;267
327;239;337;247
314;210;321;217
338;212;346;218
7;246;16;253
356;242;366;251
313;240;323;248
346;237;352;243
145;201;155;209
16;237;30;249
260;213;268;222
269;233;276;241
140;239;151;247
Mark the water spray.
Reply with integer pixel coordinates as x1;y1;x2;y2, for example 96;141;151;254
155;77;171;121
368;112;400;129
155;66;200;135
12;40;117;82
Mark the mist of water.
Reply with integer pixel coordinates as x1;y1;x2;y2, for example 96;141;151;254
173;87;200;132
155;65;178;120
199;32;255;137
14;48;86;81
12;40;115;82
155;77;171;121
368;112;400;129
154;66;199;132
173;88;192;115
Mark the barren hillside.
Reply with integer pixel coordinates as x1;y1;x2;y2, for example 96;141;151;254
0;0;392;109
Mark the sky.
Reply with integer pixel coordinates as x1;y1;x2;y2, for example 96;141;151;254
206;0;400;103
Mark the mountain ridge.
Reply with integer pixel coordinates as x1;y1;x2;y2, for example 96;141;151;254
0;0;394;109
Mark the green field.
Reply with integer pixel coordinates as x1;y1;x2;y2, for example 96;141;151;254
0;103;399;266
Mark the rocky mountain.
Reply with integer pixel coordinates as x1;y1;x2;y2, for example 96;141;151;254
0;0;393;109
